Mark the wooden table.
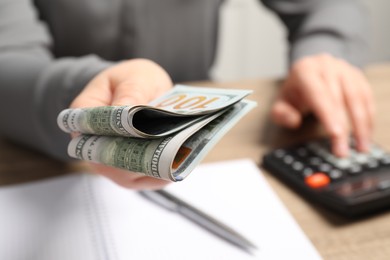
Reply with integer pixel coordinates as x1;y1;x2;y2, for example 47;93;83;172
1;63;390;259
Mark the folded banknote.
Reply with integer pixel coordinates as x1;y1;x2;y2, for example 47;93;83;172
57;85;256;181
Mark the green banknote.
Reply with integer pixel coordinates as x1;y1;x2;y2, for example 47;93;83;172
58;85;252;138
67;100;256;181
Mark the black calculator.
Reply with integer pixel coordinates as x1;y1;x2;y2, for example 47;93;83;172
262;138;390;217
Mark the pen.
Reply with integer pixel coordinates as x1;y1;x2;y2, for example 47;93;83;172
139;189;258;255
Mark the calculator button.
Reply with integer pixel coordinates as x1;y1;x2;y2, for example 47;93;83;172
380;155;390;165
370;146;386;159
292;161;304;171
283;155;294;164
309;157;322;166
325;154;340;165
347;164;362;175
329;169;343;180
333;157;353;170
305;173;330;189
352;152;370;164
365;159;379;169
377;180;390;191
319;163;332;173
307;143;328;157
297;147;309;157
275;149;286;158
303;168;314;177
307;141;327;150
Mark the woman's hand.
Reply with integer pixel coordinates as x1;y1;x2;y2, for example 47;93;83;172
71;58;173;189
271;54;375;157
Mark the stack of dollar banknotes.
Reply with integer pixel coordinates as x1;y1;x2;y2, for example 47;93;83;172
57;85;256;181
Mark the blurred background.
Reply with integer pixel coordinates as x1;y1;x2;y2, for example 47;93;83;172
211;0;390;81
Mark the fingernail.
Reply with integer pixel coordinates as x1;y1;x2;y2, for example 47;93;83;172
358;139;370;153
331;124;344;137
335;142;349;158
283;114;298;128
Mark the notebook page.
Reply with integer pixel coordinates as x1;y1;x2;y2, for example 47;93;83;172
0;159;322;259
0;173;258;260
164;159;322;259
0;174;100;260
103;159;321;259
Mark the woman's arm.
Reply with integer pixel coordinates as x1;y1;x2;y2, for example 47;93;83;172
261;0;374;156
0;0;112;160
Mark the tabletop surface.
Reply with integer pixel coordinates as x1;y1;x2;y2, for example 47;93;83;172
1;63;390;259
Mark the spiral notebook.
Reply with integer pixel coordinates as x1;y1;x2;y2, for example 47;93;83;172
0;159;321;260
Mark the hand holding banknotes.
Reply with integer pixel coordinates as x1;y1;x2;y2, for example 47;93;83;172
59;83;255;185
70;58;173;190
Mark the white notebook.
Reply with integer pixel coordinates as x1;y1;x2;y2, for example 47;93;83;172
0;159;322;260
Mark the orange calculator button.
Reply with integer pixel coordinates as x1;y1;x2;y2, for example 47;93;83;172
305;173;330;189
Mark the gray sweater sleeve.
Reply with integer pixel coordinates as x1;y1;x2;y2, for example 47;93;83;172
0;0;113;161
261;0;370;67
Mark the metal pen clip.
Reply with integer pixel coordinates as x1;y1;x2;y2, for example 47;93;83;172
139;189;258;255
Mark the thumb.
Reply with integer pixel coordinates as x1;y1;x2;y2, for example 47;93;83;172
111;81;150;106
271;98;302;129
70;74;113;108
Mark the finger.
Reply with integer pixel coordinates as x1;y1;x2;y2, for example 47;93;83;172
111;80;152;106
320;57;345;110
130;176;172;190
298;74;350;157
70;74;113;108
341;69;372;152
93;164;171;190
109;60;173;106
353;69;376;137
71;59;173;108
271;98;302;128
320;59;351;155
